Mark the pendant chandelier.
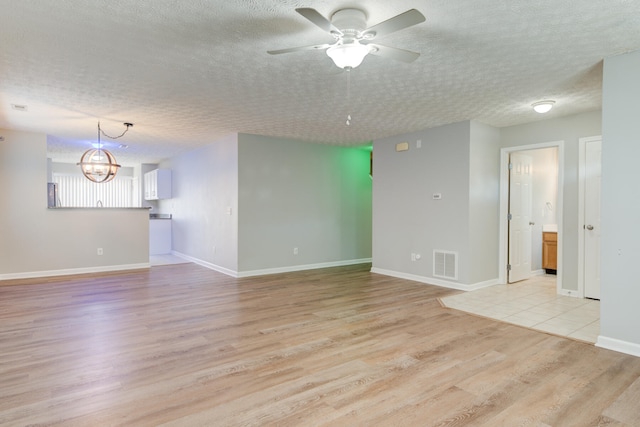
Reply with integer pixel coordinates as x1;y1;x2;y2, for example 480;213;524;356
77;122;132;183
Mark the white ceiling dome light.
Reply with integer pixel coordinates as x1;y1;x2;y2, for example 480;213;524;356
532;100;555;113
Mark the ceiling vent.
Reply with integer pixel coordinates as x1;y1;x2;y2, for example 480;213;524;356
433;250;458;280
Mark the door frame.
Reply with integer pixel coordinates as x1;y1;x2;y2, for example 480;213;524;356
577;135;602;299
498;140;564;293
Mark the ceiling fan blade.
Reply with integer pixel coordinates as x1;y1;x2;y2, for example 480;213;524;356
363;9;425;39
295;8;343;35
267;44;331;55
367;44;420;63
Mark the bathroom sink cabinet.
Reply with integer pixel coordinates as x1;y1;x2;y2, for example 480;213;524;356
542;231;557;272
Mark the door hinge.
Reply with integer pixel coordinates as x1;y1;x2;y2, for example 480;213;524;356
507;213;513;220
507;264;512;271
508;162;513;170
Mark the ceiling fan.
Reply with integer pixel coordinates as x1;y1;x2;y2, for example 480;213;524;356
268;7;426;69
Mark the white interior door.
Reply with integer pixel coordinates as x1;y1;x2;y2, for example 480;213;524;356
584;139;602;299
508;153;533;283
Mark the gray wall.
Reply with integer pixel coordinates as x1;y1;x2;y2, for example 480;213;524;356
0;128;148;278
500;110;602;291
600;50;640;349
237;134;372;272
469;121;501;284
372;113;598;289
159;133;372;275
372;121;492;286
158;133;239;272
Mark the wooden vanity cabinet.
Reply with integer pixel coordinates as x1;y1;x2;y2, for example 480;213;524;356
542;232;557;272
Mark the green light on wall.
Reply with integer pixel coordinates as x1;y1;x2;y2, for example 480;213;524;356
342;144;373;179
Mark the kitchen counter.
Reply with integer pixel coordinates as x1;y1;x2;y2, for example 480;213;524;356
150;213;172;219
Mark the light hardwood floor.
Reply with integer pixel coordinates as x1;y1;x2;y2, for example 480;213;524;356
1;263;639;426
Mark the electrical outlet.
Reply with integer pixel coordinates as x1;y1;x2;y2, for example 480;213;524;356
411;253;416;261
97;248;103;256
293;247;299;255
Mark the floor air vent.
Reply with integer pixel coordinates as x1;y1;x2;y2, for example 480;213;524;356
433;250;458;280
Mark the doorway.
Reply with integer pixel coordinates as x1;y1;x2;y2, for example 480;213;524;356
499;141;564;292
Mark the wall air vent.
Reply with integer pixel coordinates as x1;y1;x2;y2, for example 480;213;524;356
433;250;458;280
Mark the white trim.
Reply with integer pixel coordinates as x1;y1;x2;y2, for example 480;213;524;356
172;251;372;278
171;251;239;277
499;141;564;294
577;135;602;299
238;258;373;278
531;269;546;277
370;267;499;291
558;288;581;298
0;263;150;281
596;336;640;358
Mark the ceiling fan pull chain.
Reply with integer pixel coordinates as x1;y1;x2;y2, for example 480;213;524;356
346;68;351;126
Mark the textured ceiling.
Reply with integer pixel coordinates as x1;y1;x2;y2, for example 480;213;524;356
1;0;639;165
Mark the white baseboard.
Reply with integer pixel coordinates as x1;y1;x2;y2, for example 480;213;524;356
172;252;371;278
171;251;239;277
558;288;581;298
531;269;546;276
370;267;499;291
0;263;150;281
237;258;372;278
596;336;640;358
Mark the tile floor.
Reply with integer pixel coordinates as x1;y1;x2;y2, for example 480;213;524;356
440;275;600;343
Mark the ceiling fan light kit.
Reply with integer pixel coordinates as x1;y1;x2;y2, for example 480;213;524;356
326;42;371;69
532;100;555;113
268;7;426;69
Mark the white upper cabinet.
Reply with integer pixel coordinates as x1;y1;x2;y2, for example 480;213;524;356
144;169;172;200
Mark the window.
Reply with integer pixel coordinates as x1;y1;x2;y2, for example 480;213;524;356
53;174;139;208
